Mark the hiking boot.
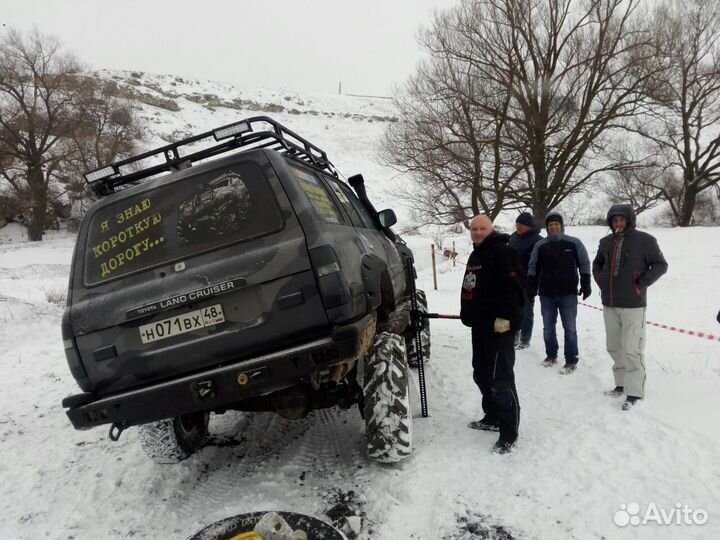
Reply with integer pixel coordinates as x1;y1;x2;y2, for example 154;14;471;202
604;386;624;397
622;396;640;410
541;356;558;367
515;341;530;350
560;363;577;374
468;417;500;432
492;439;515;454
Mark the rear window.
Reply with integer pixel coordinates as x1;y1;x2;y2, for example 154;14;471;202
84;162;283;285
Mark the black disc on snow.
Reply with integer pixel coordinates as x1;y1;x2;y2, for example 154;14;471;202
188;510;346;539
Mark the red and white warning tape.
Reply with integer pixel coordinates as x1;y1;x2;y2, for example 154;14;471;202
579;302;720;342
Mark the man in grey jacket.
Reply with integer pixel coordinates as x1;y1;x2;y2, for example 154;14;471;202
592;204;668;410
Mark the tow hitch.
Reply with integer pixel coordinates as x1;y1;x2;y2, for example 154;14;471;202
108;422;127;441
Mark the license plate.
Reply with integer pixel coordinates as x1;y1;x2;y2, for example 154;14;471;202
139;304;225;344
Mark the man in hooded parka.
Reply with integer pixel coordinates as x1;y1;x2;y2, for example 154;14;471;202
592;204;668;410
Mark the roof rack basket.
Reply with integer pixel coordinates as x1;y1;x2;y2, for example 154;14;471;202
84;116;339;196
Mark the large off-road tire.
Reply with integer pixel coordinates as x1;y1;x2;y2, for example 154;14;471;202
363;332;412;463
138;411;210;464
406;289;431;367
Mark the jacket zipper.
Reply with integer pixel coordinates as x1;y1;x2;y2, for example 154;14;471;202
609;236;620;307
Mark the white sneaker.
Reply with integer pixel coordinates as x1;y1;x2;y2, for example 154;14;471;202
604;386;624;397
622;396;640;410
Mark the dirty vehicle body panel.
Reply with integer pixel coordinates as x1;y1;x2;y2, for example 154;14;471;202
61;117;412;439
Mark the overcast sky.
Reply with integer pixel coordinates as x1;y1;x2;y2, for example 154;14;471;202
3;0;458;96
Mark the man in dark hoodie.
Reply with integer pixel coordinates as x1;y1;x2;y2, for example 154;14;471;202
527;212;592;374
461;215;525;454
592;204;668;410
509;212;543;349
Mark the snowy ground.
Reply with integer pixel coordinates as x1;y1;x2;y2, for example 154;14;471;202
1;222;719;540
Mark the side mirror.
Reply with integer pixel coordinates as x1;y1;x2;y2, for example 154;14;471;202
377;209;397;228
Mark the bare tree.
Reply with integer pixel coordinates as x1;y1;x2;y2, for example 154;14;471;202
0;29;143;239
381;49;526;226
62;77;142;224
70;79;141;176
629;0;720;226
601;166;666;215
416;0;664;223
0;28;82;240
598;144;668;215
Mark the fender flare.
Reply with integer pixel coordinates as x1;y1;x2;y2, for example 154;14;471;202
360;254;391;313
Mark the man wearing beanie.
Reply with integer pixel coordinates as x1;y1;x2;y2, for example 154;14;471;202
527;212;592;373
592;204;668;410
509;212;543;349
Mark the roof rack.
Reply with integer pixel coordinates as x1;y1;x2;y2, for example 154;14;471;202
84;115;339;196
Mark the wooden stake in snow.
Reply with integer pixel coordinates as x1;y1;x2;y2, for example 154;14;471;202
431;244;438;291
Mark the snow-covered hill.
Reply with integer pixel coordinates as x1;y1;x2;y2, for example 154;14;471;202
94;70;405;218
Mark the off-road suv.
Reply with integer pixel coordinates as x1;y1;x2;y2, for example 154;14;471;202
61;117;430;464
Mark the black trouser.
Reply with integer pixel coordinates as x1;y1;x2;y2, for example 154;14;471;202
471;326;520;444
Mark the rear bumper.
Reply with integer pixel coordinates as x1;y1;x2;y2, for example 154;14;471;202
63;314;375;430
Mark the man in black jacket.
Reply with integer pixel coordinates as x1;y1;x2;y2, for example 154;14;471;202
461;215;525;453
509;212;543;349
593;204;668;410
527;212;592;374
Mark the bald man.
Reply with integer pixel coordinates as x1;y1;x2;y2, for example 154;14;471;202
461;215;525;454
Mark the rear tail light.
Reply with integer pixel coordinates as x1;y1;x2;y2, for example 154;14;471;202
309;246;349;308
316;261;340;277
62;308;91;391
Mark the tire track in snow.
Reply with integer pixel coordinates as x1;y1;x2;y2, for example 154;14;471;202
174;408;369;517
279;408;366;474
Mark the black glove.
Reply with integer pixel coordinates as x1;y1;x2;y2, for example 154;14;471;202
526;276;538;299
579;274;592;300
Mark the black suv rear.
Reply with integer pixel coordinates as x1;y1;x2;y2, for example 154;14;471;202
61;117;425;463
